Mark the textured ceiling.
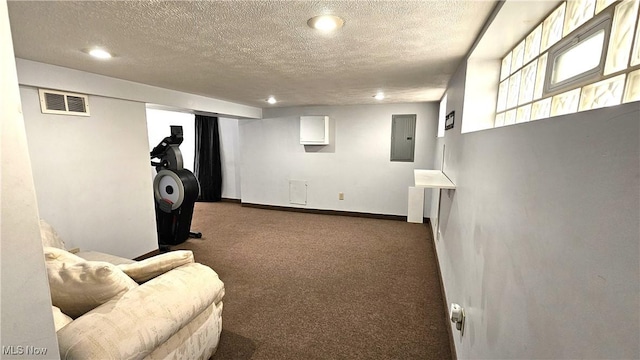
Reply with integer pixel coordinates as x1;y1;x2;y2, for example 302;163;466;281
7;1;497;108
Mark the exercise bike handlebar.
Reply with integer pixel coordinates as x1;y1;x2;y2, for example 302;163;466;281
150;125;184;159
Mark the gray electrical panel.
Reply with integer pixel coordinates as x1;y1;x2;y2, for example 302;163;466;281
390;114;416;162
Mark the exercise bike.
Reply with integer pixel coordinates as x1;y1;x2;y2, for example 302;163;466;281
150;125;202;250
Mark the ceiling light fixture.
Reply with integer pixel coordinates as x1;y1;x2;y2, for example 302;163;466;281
307;15;345;32
267;96;277;104
374;92;385;100
88;48;112;59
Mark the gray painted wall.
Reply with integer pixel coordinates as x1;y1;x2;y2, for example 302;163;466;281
1;0;59;356
240;103;439;216
20;87;158;259
435;61;640;358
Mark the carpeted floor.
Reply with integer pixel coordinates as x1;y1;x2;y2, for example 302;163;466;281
172;202;452;360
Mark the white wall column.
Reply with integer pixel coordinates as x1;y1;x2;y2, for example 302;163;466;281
0;0;60;356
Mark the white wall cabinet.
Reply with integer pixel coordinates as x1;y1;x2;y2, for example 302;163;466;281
300;115;329;145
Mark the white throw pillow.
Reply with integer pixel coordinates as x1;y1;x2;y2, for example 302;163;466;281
44;248;138;318
39;219;66;249
52;306;73;331
118;250;194;283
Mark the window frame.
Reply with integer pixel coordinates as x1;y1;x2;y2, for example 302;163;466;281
543;10;613;96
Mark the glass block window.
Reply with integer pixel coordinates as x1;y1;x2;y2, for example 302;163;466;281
578;74;626;111
532;98;552;120
533;53;549;100
524;25;543;64
507;70;522;109
504;109;517;126
541;4;567;51
500;52;512;81
512;40;526;73
519;61;538;105
516;104;532;123
551;88;581;116
631;13;640;66
596;0;617;14
564;0;596;36
495;112;506;127
497;80;509;112
494;0;640;129
604;0;639;75
623;69;640;102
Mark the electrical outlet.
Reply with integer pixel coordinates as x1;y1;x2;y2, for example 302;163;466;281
450;303;465;336
338;192;344;200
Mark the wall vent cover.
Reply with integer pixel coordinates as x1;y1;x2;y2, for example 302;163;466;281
38;89;90;116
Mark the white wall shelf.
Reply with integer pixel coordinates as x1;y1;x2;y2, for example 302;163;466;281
414;169;456;189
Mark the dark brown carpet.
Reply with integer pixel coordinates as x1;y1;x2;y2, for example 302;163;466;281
172;202;452;360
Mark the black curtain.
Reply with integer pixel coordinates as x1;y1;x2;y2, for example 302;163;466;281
194;115;222;201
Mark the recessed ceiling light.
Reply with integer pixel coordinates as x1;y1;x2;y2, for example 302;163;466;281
307;15;345;32
374;92;385;100
267;96;277;104
88;48;112;59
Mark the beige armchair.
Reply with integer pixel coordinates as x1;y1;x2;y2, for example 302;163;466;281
40;220;225;360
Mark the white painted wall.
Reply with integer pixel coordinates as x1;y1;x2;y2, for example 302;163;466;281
20;87;158;259
15;59;262;120
146;108;195;172
435;55;640;358
219;117;242;199
0;0;59;356
461;58;500;133
240;103;438;216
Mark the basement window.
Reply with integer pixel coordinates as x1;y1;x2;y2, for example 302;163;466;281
550;29;605;85
492;0;640;129
544;14;610;94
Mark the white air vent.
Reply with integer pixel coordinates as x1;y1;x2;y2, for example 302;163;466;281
38;89;90;116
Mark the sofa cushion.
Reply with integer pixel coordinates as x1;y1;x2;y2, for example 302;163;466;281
40;219;66;249
144;302;222;360
118;250;194;283
44;247;138;318
52;306;73;332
